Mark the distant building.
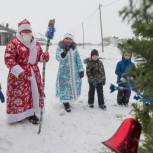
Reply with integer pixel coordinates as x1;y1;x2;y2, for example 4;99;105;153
103;36;119;46
0;24;16;45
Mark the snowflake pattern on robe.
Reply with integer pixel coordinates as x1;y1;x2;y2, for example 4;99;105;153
56;46;83;103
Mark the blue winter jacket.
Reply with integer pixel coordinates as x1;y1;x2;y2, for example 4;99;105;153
115;57;134;83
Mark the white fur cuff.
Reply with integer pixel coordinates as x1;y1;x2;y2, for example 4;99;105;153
18;24;32;33
11;65;24;78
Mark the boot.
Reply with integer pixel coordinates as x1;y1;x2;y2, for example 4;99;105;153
89;104;94;108
63;103;71;112
99;104;106;110
28;114;39;124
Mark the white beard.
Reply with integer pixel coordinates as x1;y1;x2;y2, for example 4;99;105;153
22;33;32;44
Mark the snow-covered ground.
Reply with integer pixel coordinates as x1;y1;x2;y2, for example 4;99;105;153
0;45;136;153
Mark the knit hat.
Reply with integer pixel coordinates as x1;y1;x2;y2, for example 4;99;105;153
18;19;32;33
63;33;74;40
91;49;99;57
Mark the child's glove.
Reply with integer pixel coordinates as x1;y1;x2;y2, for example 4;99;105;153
110;84;118;93
61;51;67;58
91;80;98;88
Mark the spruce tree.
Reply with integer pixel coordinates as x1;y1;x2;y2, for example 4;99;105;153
119;0;153;152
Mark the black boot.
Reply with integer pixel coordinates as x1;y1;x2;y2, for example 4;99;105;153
89;104;94;108
63;103;71;112
28;114;39;124
99;104;106;110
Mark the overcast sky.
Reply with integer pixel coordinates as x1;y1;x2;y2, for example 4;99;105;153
0;0;133;43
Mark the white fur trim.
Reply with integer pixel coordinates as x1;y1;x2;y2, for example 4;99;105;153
63;33;74;40
8;68;41;123
28;41;37;64
16;32;37;65
7;108;35;123
17;33;40;114
18;24;32;33
10;65;24;78
61;97;79;103
30;69;40;117
67;50;77;100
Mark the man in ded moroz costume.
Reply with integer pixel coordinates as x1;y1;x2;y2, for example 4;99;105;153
5;19;49;124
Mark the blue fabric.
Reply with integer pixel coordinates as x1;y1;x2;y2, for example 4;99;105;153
56;46;83;103
110;84;118;93
115;57;134;83
46;27;55;39
134;94;153;104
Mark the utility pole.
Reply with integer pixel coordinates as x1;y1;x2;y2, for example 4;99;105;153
99;4;104;52
82;22;85;48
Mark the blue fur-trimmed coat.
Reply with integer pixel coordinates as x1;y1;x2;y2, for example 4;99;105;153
56;42;84;103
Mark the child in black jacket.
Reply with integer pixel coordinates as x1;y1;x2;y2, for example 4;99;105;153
84;49;106;109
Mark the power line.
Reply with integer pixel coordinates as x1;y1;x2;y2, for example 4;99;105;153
70;0;125;32
83;8;99;22
65;0;128;43
82;0;127;25
69;8;99;33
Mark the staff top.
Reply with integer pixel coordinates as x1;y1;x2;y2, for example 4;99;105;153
48;19;55;27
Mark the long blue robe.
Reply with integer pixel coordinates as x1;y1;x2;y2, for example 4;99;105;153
56;46;83;103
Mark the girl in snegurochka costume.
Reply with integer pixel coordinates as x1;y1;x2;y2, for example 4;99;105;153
56;33;84;112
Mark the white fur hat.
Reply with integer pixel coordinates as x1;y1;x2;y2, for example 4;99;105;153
63;33;74;40
18;19;32;33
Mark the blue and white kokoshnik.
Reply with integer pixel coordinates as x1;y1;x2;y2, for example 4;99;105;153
56;47;83;103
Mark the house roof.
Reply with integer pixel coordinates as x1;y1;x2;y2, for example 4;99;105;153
0;24;16;34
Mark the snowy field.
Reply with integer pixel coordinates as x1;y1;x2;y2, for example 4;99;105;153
0;45;136;153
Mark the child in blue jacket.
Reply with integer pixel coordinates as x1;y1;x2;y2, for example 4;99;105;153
115;51;136;106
